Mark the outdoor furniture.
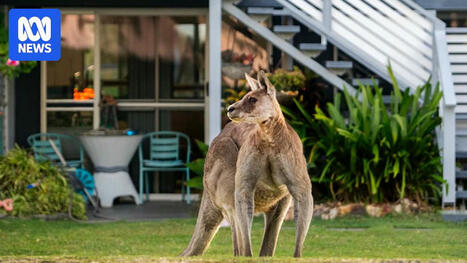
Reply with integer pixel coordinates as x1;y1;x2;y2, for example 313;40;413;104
27;133;84;169
80;133;142;207
138;131;191;204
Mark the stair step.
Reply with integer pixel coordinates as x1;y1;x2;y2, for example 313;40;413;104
273;25;300;40
247;7;275;14
237;0;282;8
246;7;288;16
325;61;353;75
456;152;467;158
457;191;467;199
352;78;379;86
272;9;289;16
325;61;353;69
247;7;274;22
299;43;326;58
457;170;467;179
456;113;467;120
273;25;300;33
457;129;467;136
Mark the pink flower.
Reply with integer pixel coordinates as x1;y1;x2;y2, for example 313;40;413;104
6;59;20;67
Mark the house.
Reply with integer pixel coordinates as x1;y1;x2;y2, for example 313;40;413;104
1;0;466;218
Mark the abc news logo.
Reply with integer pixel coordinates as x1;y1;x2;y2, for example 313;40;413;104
18;16;52;53
9;9;61;61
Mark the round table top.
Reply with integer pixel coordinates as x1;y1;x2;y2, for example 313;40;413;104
80;134;143;167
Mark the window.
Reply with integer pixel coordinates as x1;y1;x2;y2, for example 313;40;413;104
47;14;95;100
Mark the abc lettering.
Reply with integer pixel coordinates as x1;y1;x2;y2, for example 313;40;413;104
9;9;61;60
17;16;53;54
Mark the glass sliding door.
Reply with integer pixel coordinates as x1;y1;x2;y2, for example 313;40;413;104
158;16;206;100
45;13;95;135
100;15;156;101
98;12;207;194
41;9;208;195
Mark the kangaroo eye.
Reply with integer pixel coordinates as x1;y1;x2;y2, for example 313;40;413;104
249;97;257;103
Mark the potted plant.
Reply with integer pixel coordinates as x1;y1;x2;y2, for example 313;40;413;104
267;66;306;105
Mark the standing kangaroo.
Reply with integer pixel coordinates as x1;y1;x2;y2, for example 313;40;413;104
180;71;313;257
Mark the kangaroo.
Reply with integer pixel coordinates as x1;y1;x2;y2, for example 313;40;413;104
180;71;313;258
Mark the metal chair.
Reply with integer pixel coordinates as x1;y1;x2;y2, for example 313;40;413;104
138;131;191;204
27;133;84;169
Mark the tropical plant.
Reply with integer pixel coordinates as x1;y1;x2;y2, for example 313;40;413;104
0;147;86;219
185;140;209;190
282;66;445;204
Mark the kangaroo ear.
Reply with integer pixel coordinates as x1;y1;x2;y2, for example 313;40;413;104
257;70;276;96
245;73;259;91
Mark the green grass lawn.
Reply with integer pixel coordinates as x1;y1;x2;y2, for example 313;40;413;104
0;213;466;262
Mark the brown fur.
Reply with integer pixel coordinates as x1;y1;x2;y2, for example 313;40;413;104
180;71;313;258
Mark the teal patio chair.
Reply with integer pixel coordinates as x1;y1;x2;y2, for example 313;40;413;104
27;133;84;169
138;131;191;204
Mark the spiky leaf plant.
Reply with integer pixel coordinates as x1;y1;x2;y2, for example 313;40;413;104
283;66;444;204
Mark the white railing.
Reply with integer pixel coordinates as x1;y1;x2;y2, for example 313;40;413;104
278;0;437;88
447;27;467;113
273;0;456;204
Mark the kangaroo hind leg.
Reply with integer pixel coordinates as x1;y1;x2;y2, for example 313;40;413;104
179;195;223;257
259;195;292;257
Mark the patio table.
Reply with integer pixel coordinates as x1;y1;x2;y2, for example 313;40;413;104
80;133;142;207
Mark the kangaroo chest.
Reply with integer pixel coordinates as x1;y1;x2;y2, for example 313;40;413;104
253;154;290;213
239;132;295;213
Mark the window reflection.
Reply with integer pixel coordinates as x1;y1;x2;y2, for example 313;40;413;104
47;14;95;99
158;17;206;100
100;16;156;100
47;111;93;132
100;15;205;100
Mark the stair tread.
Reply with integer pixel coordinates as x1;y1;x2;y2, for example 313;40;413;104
457;191;467;199
456;170;467;179
325;61;353;69
299;43;327;51
456;129;467;135
273;25;301;33
456;113;467;120
247;7;275;14
237;0;282;8
272;9;289;16
352;78;379;86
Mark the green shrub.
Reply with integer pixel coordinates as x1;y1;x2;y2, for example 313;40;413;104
283;66;445;204
0;147;86;219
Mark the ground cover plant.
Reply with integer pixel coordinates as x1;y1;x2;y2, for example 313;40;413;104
0;214;465;262
282;67;444;204
0;147;86;219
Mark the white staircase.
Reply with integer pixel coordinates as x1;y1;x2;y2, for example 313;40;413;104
447;27;467;219
222;0;460;215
